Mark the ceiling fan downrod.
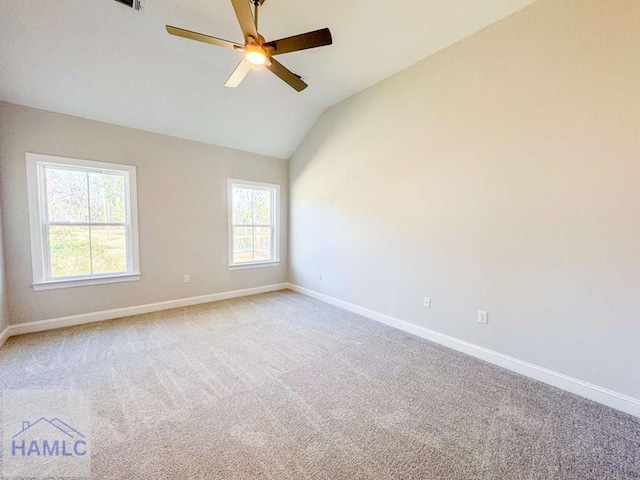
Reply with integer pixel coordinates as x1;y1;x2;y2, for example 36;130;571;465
253;0;259;32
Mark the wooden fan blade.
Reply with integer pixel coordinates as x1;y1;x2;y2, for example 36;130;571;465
231;0;259;42
166;25;241;50
225;60;252;88
264;28;332;56
266;58;308;92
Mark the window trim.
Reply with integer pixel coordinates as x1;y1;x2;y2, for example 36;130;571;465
26;153;141;290
228;178;280;270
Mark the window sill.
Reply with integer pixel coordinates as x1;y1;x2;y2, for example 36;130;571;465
228;261;280;271
32;273;141;291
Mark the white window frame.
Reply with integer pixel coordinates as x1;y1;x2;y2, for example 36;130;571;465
26;153;141;291
228;179;280;270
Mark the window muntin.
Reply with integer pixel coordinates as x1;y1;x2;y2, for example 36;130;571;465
27;154;140;287
229;180;279;267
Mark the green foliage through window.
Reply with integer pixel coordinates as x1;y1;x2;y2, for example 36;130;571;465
45;166;128;278
231;184;275;264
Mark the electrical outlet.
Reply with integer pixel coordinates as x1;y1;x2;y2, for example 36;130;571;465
423;297;431;308
478;311;488;324
184;275;190;284
317;272;323;280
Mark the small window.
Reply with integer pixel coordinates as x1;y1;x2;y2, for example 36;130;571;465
26;153;140;290
228;179;280;269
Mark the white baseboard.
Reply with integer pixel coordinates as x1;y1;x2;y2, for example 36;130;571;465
5;283;288;339
287;283;640;419
0;325;9;348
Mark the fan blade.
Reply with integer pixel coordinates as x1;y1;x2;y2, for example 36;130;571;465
166;25;241;50
225;60;252;88
264;28;332;56
231;0;259;41
266;58;308;92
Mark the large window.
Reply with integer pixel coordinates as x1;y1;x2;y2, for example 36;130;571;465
26;153;140;290
228;179;279;268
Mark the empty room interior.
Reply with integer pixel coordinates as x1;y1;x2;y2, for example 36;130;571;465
0;0;639;478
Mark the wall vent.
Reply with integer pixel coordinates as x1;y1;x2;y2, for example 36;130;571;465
114;0;145;11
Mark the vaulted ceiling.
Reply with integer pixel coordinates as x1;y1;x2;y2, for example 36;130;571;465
0;0;536;158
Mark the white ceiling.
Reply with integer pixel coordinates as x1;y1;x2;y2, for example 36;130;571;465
0;0;536;159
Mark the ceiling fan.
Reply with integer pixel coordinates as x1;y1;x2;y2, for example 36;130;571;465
166;0;333;92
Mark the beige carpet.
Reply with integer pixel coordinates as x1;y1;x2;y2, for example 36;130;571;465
0;290;638;479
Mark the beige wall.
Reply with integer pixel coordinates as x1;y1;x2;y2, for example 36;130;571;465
290;0;640;399
0;196;8;333
0;102;288;324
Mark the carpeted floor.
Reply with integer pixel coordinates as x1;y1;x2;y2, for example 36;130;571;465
1;290;639;479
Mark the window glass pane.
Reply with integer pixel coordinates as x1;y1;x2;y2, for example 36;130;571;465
89;172;126;223
49;226;91;278
253;189;271;225
45;168;89;222
254;227;272;262
233;226;254;263
91;226;127;274
232;187;253;225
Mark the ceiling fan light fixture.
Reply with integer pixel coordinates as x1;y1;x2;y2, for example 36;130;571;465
245;47;267;66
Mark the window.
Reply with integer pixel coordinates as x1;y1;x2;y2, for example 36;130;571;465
26;153;140;290
228;179;280;269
